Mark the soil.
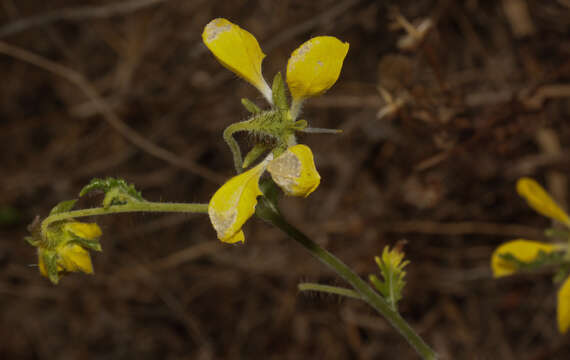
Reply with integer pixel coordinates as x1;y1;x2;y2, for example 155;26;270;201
1;1;570;359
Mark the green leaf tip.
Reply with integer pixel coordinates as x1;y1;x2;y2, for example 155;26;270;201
370;245;410;311
79;177;144;208
49;199;78;215
241;98;262;114
271;72;288;113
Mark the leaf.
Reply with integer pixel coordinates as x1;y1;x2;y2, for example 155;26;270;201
79;178;144;208
271;72;288;113
49;199;77;215
370;246;409;311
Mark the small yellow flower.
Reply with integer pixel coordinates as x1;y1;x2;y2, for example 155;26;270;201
202;18;272;102
267;144;320;197
516;177;570;226
208;160;267;243
286;36;349;101
209;144;322;243
491;239;557;278
558;276;570;333
37;221;102;283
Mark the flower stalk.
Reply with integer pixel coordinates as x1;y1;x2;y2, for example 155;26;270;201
256;199;438;360
41;202;208;236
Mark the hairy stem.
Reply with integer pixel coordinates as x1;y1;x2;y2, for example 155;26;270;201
259;205;437;360
298;282;361;300
42;202;209;236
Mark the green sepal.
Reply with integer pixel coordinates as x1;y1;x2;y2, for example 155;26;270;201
69;237;102;252
49;199;78;215
43;250;60;285
25;236;39;247
243;143;269;169
292;119;308;131
241;98;262;114
271;72;288;113
79;178;144;208
499;250;565;271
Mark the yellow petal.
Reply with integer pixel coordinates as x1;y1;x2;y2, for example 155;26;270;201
208;161;266;243
491;239;556;278
64;222;102;240
558;276;570;333
286;36;349;100
202;18;272;100
267;144;320;197
58;244;94;274
517;177;570;226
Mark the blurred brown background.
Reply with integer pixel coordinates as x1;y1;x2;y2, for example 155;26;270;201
1;0;570;359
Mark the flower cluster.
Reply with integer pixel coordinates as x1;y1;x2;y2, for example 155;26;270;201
491;178;570;333
27;220;102;284
202;18;348;243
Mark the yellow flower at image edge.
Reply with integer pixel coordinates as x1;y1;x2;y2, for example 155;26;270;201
516;177;570;226
491;239;557;278
558;277;570;333
208;161;266;244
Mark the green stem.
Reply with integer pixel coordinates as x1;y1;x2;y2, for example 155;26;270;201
223;120;257;173
260;206;437;360
42;201;208;236
298;283;362;300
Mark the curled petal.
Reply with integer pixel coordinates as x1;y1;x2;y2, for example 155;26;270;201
286;36;349;100
517;177;570;226
558;276;570;333
202;18;272;100
267;144;320;197
64;222;102;240
491;239;556;278
208;162;266;243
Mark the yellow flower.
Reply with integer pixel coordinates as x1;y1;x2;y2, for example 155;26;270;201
286;36;349;101
202;18;272;102
39;244;94;276
202;18;348;108
491;239;557;278
558;276;570;333
208;160;267;243
37;221;102;283
267;144;320;197
209;145;322;243
516;177;570;226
